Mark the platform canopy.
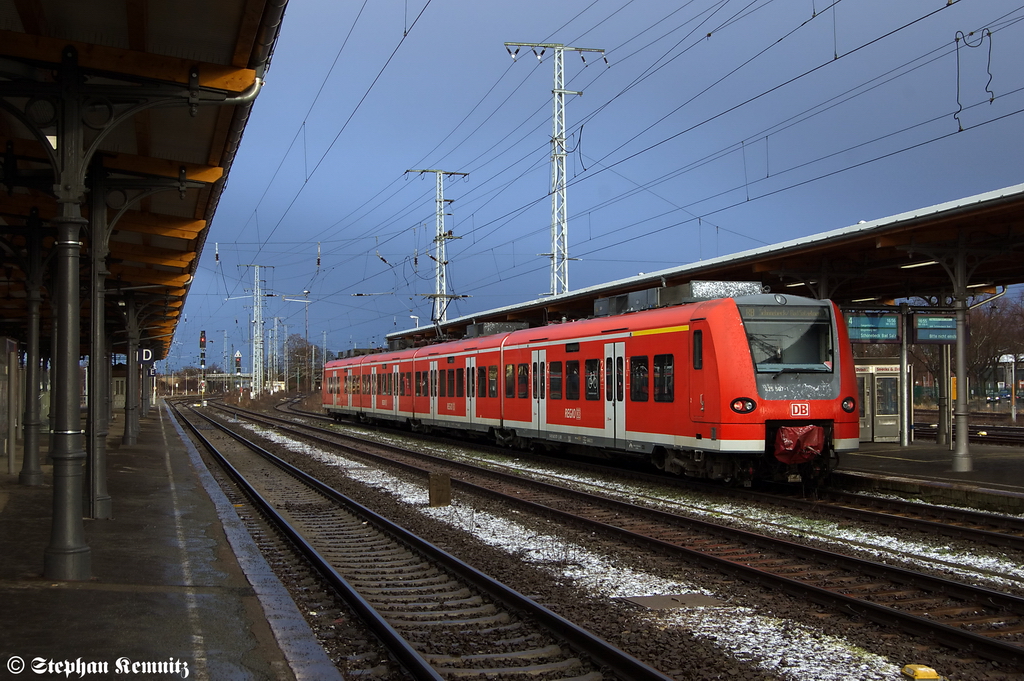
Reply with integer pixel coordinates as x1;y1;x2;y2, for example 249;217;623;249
393;183;1024;342
0;0;287;360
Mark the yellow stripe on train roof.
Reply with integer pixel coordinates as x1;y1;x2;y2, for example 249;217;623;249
631;324;690;337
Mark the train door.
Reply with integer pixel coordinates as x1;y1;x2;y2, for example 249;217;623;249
429;359;439;420
392;364;401;416
531;349;547;436
466;356;477;425
369;366;378;415
688;322;721;426
604;341;626;448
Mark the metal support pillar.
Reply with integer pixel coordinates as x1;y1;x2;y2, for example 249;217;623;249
19;225;44;486
952;247;972;472
87;173;112;516
141;367;151;417
7;349;18;475
899;303;910;447
938;345;951;448
122;294;140;446
43;46;91;580
44;216;91;580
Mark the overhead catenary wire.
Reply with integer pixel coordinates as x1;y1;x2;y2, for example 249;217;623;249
192;0;1024;355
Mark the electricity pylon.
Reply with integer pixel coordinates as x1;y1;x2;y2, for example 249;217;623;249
505;42;605;296
406;169;469;323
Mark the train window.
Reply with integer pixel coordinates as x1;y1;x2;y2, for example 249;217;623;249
518;363;530;399
447;369;456;397
463;368;470;398
488;365;498;398
414;371;421;396
549;361;562;399
455;368;463;397
586;359;601;400
505;364;515;398
630;356;649;402
693;330;703;370
566;361;580;400
477;367;487;398
422;371;430;397
565;342;580;353
539;362;545;399
430;369;437;397
439;370;447;397
616;357;625;401
654;354;674;402
406;372;412;396
738;304;834;373
605;358;612;402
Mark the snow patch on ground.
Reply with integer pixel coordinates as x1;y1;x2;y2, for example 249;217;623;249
247;425;903;680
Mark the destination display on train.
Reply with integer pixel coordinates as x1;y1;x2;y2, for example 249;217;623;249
844;313;900;343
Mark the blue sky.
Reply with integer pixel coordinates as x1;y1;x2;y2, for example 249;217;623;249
172;0;1024;370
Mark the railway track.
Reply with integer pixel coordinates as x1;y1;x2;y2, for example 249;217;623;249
272;399;1024;554
218;401;1024;668
174;401;671;681
913;422;1024;447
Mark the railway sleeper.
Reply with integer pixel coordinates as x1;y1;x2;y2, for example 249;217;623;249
389;611;511;629
421;643;566;665
383;602;499;620
429;657;591;677
358;582;467;596
365;588;475;604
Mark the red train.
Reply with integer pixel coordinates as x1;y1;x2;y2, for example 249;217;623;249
322;293;859;484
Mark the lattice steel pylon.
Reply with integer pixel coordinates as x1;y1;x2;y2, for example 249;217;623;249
241;264;265;397
406;169;468;323
506;42;605;296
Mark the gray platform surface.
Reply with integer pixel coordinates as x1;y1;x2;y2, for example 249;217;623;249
0;401;341;681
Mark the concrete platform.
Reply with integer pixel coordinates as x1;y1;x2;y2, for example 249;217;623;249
837;439;1024;511
0;401;341;680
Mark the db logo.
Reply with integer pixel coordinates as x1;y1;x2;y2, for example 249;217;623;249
790;403;810;417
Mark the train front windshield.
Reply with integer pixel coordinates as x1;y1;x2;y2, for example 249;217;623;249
738;304;834;373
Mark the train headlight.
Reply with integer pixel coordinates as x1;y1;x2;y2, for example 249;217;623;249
730;397;757;414
841;396;856;413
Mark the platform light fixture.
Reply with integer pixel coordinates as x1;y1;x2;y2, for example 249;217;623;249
900;260;938;269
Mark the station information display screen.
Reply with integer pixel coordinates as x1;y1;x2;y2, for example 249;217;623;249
844;313;901;343
913;315;958;344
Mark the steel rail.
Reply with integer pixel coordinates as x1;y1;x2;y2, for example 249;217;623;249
182;404;673;681
221;403;1024;667
174;404;445;681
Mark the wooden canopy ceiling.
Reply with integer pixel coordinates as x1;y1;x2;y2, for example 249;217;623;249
0;0;287;359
